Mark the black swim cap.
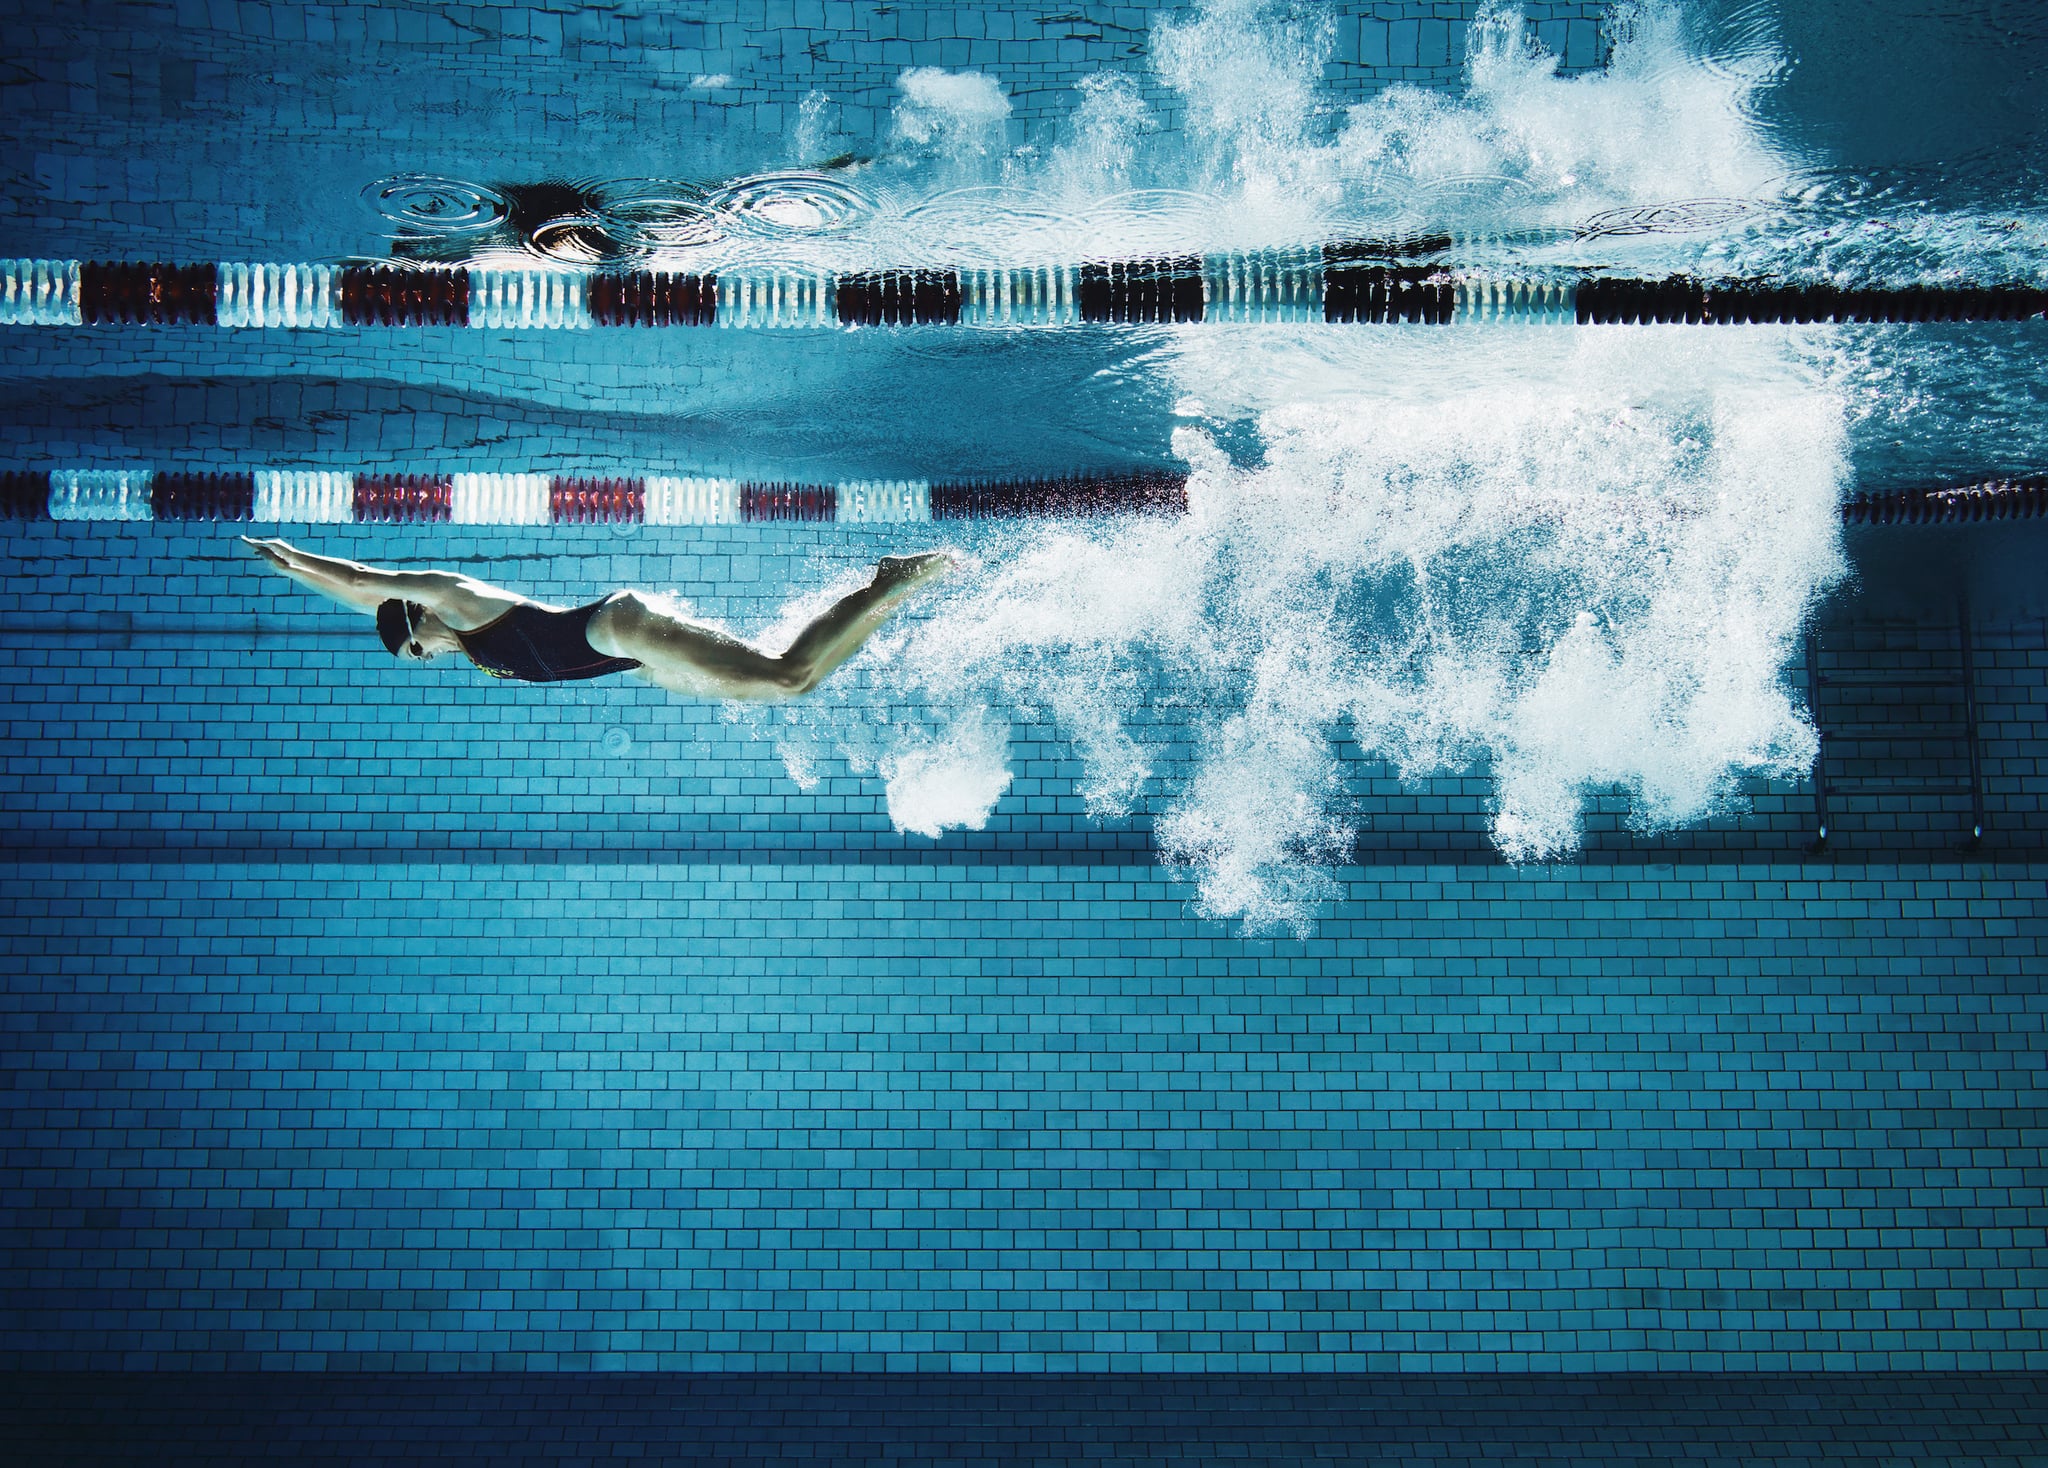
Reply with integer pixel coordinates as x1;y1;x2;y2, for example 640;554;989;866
376;600;425;657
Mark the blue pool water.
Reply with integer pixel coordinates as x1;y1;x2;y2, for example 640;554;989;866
1;0;2045;1460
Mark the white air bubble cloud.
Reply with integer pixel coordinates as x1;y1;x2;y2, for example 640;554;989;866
868;329;1844;927
890;68;1014;162
1045;74;1155;194
1335;0;1793;235
880;712;1014;838
1152;0;1332;198
743;0;1848;932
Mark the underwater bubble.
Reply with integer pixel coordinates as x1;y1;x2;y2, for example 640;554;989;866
879;712;1013;838
601;726;632;757
743;0;1889;933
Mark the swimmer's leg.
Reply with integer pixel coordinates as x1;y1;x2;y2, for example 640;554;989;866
774;553;954;692
591;553;953;700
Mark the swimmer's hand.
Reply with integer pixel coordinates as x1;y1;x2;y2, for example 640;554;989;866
240;535;294;569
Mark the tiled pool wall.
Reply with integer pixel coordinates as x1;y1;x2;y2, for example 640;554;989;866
1;520;2044;1381
5;855;2043;1373
7;1;1611;261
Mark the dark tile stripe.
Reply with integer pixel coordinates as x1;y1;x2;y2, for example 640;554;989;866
0;1372;2039;1466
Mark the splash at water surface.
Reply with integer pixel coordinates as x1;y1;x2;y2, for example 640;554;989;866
718;0;1852;933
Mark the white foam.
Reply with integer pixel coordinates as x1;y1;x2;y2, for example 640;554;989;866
867;329;1842;925
779;0;1800;270
1151;0;1332;217
1333;1;1792;234
793;90;845;166
748;0;1851;931
890;68;1014;163
880;712;1014;838
1044;73;1155;195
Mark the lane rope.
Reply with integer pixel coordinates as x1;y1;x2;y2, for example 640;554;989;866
1;467;1187;524
8;256;2044;329
1;465;2038;526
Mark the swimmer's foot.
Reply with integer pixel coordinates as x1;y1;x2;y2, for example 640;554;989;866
874;552;956;595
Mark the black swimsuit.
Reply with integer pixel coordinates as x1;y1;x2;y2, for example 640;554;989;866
455;598;643;683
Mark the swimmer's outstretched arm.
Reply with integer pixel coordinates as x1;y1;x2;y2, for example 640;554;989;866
241;537;523;626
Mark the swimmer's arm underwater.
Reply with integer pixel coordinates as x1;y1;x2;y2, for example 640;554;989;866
241;537;516;625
